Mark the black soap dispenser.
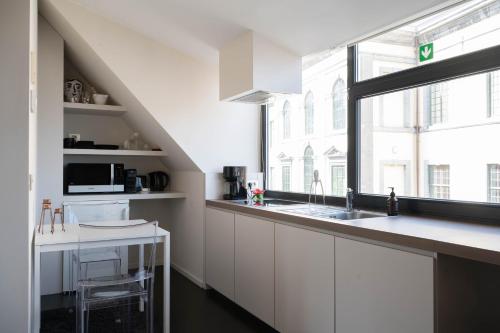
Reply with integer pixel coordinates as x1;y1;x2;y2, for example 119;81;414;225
387;187;399;216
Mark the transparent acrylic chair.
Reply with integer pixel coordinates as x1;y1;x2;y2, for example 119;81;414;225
75;221;158;333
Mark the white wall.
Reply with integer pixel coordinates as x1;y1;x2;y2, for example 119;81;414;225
40;0;261;174
37;15;64;295
0;0;32;331
40;0;262;284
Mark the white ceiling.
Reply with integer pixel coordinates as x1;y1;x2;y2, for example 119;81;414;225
70;0;453;63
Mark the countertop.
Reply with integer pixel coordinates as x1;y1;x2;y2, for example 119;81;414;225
206;199;500;266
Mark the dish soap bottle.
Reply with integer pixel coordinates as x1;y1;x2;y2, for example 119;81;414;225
387;187;399;216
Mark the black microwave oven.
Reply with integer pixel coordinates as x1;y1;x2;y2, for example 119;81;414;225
66;163;125;193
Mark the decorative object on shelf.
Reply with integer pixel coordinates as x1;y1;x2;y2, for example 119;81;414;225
51;208;65;233
64;79;83;103
129;132;140;150
138;175;149;192
37;199;53;234
63;137;76;148
92;93;109;105
149;171;169;192
81;84;95;104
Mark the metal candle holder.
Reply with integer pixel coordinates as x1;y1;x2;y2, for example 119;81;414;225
52;208;65;233
37;199;53;234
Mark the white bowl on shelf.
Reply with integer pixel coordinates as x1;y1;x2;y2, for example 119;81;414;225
92;94;109;105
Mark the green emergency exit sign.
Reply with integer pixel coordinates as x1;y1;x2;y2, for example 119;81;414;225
419;42;434;62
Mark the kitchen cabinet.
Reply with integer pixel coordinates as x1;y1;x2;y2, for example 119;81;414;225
275;223;335;333
205;208;235;300
235;214;275;327
335;236;434;333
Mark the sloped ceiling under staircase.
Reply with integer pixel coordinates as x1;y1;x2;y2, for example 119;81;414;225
40;0;261;173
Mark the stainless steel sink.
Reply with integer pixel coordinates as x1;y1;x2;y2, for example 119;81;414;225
327;211;382;220
280;206;383;220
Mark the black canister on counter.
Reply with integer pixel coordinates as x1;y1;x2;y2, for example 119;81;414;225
387;187;399;216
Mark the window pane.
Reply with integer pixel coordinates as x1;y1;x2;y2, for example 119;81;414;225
282;166;291;192
267;47;348;195
488;164;500;202
331;165;346;196
305;92;314;135
357;0;500;81
360;69;500;203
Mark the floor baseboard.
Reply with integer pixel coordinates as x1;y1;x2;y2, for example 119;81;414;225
170;262;207;289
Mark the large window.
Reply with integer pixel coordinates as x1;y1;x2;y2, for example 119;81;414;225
359;70;500;202
264;0;500;218
266;46;347;196
304;92;314;135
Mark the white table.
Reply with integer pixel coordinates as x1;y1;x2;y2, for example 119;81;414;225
33;220;170;333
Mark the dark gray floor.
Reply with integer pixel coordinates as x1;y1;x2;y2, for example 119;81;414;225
41;267;277;333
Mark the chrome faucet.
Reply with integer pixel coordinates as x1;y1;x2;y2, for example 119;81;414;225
346;188;354;212
308;170;325;206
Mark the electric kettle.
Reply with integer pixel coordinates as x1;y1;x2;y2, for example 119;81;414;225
148;171;169;192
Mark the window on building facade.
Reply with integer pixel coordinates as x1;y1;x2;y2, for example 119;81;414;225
283;101;291;139
332;79;346;130
282;165;291;192
429;83;448;125
428;165;450;199
331;165;346;197
304;92;314;135
488;164;500;203
490;70;500;117
303;146;314;192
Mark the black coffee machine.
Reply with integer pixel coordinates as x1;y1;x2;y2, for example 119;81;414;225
223;166;247;200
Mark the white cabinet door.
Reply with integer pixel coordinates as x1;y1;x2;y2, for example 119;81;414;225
335;236;434;333
235;214;275;327
275;224;335;333
205;208;235;300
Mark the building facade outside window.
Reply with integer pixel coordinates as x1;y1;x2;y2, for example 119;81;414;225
283;101;291;139
332;78;346;130
429;82;448;125
330;165;346;197
303;146;314;192
428;165;450;199
488;164;500;203
282;165;291;192
305;92;314;135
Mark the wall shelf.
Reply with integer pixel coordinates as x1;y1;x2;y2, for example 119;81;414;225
64;148;167;157
64;102;127;116
63;191;186;202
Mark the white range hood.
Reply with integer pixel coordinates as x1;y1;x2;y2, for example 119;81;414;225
219;31;302;104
